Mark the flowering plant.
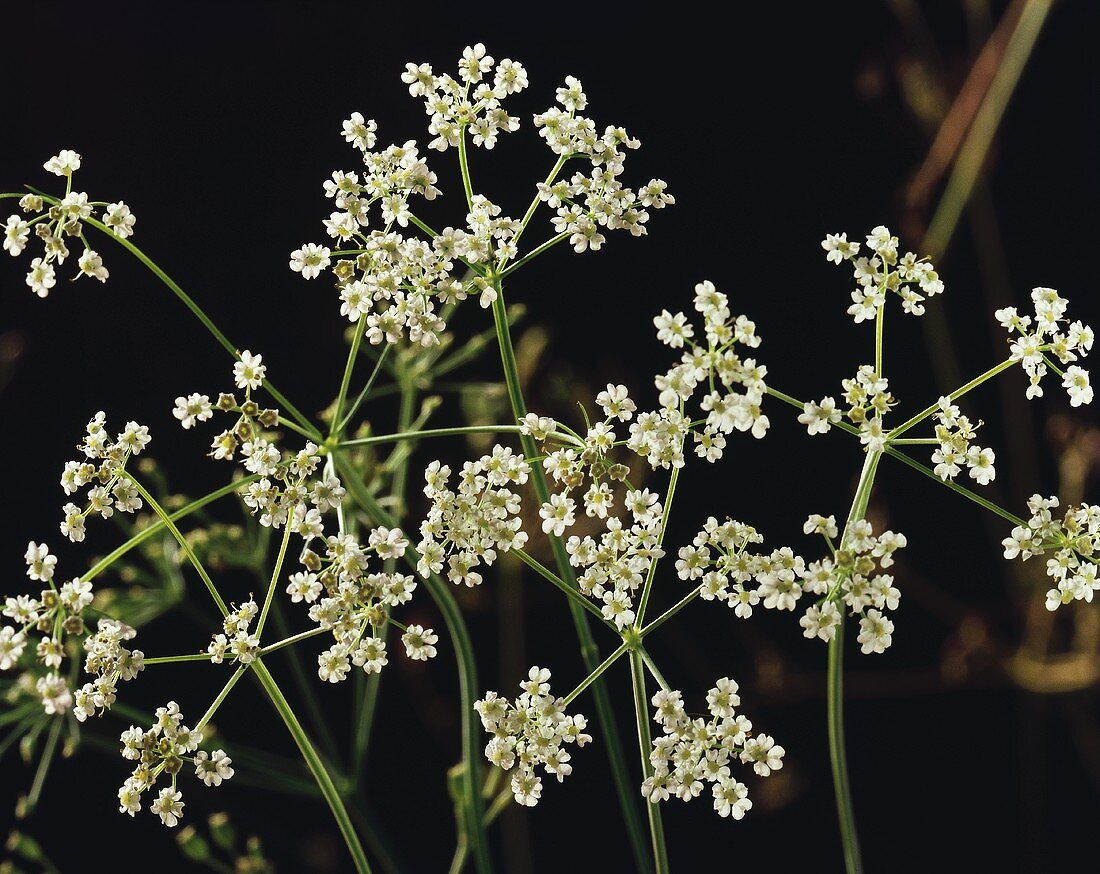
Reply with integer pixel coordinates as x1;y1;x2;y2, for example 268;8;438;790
1;44;1093;873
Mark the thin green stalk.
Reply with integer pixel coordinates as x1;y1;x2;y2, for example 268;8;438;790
640;585;701;639
923;0;1053;257
23;715;63;814
504;155;568;264
338;344;391;433
33;200;321;440
126;475;228;617
489;278;652;873
512;549;616;627
829;449;881;874
252;660;372;874
638;648;671;694
828;616;860;874
875;300;886;377
457;127;475;209
144;652;213;666
332;317;368;439
265;598;343;765
333;454;492;874
634;466;680;626
500;231;570;279
767;384;1025;525
351;376;414;781
84;474;262;581
339;424;537;449
630;650;669;874
256;521;294;638
564;640;631;705
887;357;1016;438
883;445;1025;525
194;665;248;733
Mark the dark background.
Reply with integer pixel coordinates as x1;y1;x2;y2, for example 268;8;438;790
2;3;1099;872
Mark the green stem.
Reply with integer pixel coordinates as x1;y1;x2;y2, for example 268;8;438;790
630;650;669;874
24;715;63;814
84;474;262;582
338;344;391;433
640;586;701;639
50;203;321;440
829;449;880;874
489;277;651;874
332;317;368;439
500;231;570;279
563;640;631;706
887;358;1016;439
194;665;247;733
633;466;680;626
338;424;553;449
512;549;616;628
883;446;1025;525
256;521;294;638
333;454;492;874
252;660;372;874
874;298;885;378
126;475;228;617
457;127;475;209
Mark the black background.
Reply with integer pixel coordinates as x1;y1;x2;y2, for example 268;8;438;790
2;3;1100;872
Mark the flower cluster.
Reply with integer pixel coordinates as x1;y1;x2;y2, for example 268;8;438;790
475;667;591;806
60;412;151;543
800;365;896;451
292;526;435;682
1002;495;1100;610
650;280;770;467
5;150;136;297
565;489;666;629
798;515;906;654
642;682;784;819
534;78;674;251
996;287;1093;402
675;517;793;619
118;702;233;827
2;542;117;715
75;618;144;721
180;355;345;531
822;225;944;321
931;396;996;485
291;115;471;346
403;43;527;151
416;446;531;586
207;599;260;665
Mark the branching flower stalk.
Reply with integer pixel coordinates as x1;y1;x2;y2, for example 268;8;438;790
2;44;1095;874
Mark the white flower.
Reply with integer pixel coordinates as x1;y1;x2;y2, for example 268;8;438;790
341;112;377;151
3;215;29;256
741;734;785;777
318;645;351;683
103;201;137;238
44;149;81;176
151;787;184;827
402;625;438;661
290;243;331;279
540;493;576;536
77;249;109;282
233;350;266;390
1063;366;1093;407
194;749;234;786
798;397;841;435
24;541;57;582
26;257;56;297
857;609;894;654
173;393;213;429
